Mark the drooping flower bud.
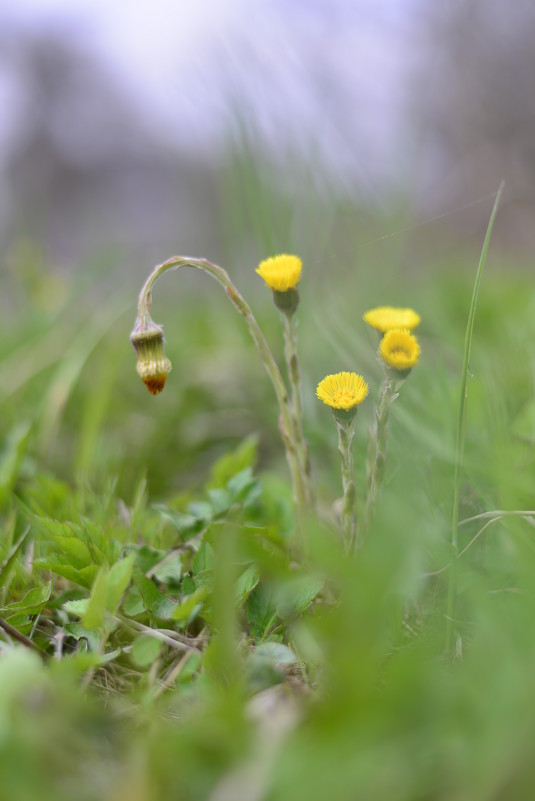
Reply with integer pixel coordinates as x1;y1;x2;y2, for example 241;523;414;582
130;320;172;395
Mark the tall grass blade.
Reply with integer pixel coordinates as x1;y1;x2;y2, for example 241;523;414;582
445;180;505;653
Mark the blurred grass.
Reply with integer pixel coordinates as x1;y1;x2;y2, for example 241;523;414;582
1;154;535;800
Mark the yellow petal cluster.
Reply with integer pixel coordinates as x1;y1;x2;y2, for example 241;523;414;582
316;372;369;410
256;254;302;292
363;306;420;333
379;328;420;371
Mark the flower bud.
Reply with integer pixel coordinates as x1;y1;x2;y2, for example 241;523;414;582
130;321;172;395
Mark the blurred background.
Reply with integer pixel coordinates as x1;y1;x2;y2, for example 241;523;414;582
1;0;534;499
2;0;535;266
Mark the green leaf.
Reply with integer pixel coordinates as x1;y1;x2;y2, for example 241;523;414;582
64;598;90;617
122;587;145;617
153;506;202;539
171;585;209;623
63;623;101;651
193;541;215;577
106;555;135;614
153;553;182;585
131;635;162;667
207;488;230;515
246;584;278;640
33;555;94;588
227;467;260;505
1;581;51;615
254;642;298;666
83;567;109;630
275;575;324;619
133;570;178;619
235;565;260;605
188;501;213;520
208;435;258;488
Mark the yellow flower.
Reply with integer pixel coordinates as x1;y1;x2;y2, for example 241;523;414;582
363;306;420;333
316;372;369;410
379;328;420;372
256;254;302;292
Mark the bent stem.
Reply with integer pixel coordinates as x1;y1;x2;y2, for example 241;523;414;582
280;311;313;506
445;181;504;655
335;415;357;552
136;255;308;552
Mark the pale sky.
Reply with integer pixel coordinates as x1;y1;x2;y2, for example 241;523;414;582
0;0;419;188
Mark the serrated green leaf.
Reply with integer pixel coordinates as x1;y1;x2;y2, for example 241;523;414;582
77;565;100;587
33;555;92;587
131;635;162;667
51;534;92;568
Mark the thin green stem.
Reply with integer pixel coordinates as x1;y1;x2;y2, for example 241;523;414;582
336;416;357;552
136;255;308;551
362;376;402;540
445;181;504;653
280;311;313;506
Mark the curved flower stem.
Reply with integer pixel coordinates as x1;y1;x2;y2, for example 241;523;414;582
335;416;357;552
362;376;403;541
136;255;308;550
280;311;313;506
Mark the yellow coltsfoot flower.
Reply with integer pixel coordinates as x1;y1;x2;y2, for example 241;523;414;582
363;306;420;334
256;254;302;292
316;371;369;411
379;328;420;373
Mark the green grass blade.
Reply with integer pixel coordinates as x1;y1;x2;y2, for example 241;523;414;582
446;180;504;652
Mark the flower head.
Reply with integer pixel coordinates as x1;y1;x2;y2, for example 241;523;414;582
130;321;172;395
379;328;420;372
256;254;302;292
363;306;420;334
316;371;369;411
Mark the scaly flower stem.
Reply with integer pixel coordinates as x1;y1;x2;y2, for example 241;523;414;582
280;311;313;506
362;376;403;540
136;256;308;550
335;415;357;552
